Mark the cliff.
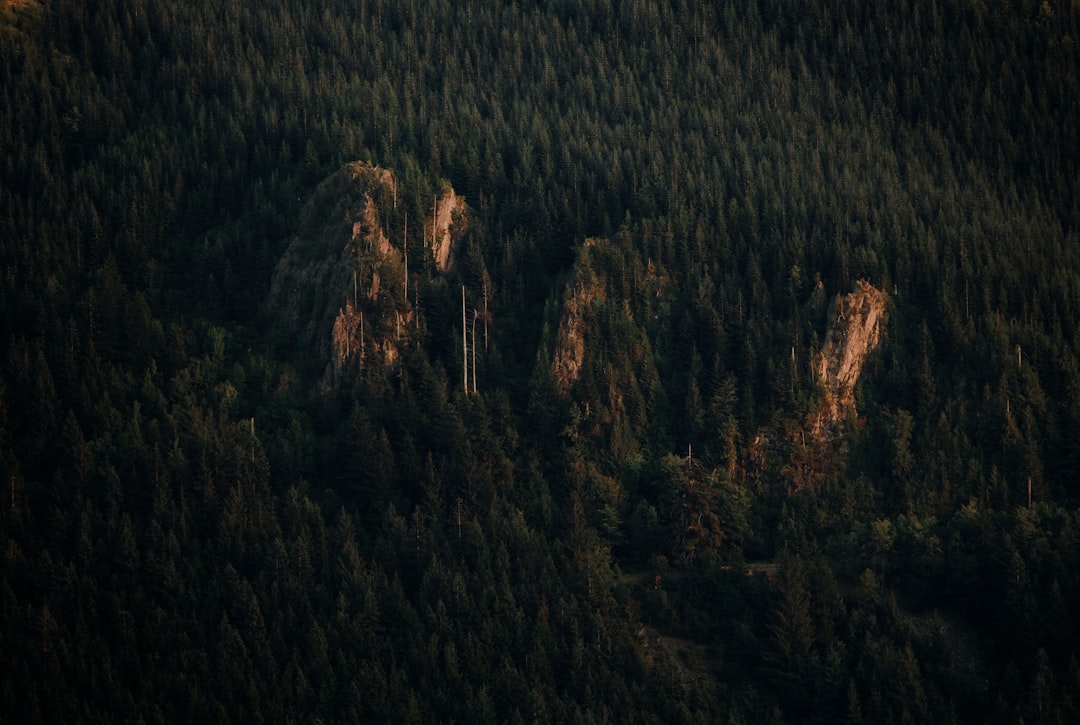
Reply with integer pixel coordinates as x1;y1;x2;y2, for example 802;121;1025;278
429;187;466;271
266;161;466;391
551;239;606;396
814;279;888;424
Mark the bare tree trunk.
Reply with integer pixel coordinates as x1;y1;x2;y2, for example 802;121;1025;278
482;271;490;352
462;285;468;393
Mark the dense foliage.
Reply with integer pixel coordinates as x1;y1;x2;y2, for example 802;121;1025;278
2;0;1079;721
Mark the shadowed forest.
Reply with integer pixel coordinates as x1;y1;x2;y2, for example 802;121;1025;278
2;0;1079;721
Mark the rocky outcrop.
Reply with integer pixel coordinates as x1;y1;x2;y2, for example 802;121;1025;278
266;164;371;361
552;239;605;396
429;187;465;271
814;280;888;423
266;161;465;392
744;281;888;493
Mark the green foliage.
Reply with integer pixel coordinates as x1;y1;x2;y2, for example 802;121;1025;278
2;0;1080;720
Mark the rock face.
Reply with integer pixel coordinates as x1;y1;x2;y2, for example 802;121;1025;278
266;161;465;392
814;280;888;423
267;163;375;363
429;187;465;271
552;239;605;396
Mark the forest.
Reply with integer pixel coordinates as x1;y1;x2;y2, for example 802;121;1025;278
2;0;1079;721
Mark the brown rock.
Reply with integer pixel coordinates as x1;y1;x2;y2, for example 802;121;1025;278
813;280;888;423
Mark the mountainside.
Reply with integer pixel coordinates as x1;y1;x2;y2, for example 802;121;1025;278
2;0;1080;722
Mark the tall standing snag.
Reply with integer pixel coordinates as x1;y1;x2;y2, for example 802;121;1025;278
462;285;468;394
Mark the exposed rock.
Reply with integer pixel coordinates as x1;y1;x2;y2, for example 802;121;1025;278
552;239;605;396
266;161;465;393
266;164;366;361
353;195;393;261
814;280;888;423
743;281;888;493
429;187;466;271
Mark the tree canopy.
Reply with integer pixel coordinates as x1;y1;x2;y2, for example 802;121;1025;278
2;0;1079;721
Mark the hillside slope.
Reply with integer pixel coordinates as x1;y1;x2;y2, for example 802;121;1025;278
1;0;1079;722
